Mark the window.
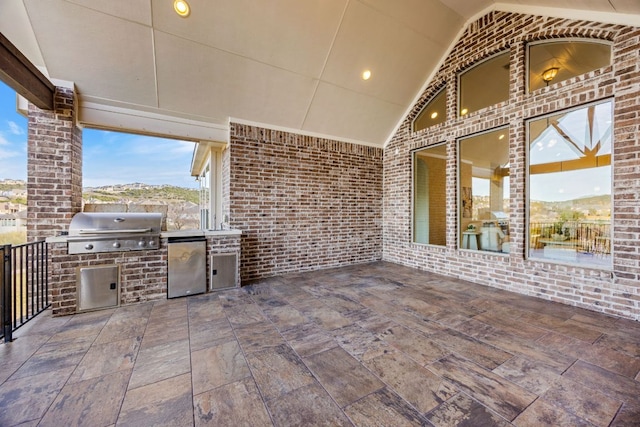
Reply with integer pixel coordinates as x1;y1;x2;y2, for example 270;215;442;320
192;142;224;230
528;39;612;92
459;52;510;116
414;88;446;132
458;128;510;253
527;100;612;267
413;143;447;245
199;163;211;230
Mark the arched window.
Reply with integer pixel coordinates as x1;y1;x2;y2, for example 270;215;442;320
458;51;510;117
528;39;612;92
413;87;446;132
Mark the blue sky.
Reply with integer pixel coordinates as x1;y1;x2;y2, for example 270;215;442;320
0;80;198;189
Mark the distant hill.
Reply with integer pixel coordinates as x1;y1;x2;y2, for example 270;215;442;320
83;184;199;205
0;180;199;206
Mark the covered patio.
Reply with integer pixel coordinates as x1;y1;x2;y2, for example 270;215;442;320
1;262;638;426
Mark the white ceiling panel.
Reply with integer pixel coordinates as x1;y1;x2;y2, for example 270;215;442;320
303;82;405;145
64;0;152;26
151;0;348;78
361;0;464;45
508;0;616;13
0;1;45;69
439;0;493;17
321;1;446;106
24;0;157;106
154;31;318;128
1;0;638;147
610;0;640;14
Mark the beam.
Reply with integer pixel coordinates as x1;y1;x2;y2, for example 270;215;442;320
0;32;54;110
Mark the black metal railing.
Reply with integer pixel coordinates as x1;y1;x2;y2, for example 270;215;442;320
529;221;611;254
1;241;50;342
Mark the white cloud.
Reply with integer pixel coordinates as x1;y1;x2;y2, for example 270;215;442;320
7;121;25;135
0;147;19;160
0;133;9;145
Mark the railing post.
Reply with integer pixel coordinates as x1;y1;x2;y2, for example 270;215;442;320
2;244;12;343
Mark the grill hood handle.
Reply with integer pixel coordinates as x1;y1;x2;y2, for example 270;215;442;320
78;228;152;235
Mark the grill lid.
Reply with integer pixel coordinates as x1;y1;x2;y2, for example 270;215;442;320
69;212;163;236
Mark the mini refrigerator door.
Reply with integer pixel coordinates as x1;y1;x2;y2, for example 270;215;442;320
167;238;207;298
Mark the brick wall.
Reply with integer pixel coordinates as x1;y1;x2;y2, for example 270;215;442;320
27;87;82;242
384;12;640;320
49;234;241;316
228;123;383;282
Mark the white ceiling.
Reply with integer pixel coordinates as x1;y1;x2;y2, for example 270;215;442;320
1;0;639;147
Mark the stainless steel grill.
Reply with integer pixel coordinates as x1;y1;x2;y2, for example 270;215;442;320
67;212;163;254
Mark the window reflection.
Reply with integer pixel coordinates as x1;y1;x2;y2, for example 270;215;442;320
458;128;510;253
527;100;612;267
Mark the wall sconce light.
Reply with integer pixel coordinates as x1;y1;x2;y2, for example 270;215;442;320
542;67;559;84
174;0;191;17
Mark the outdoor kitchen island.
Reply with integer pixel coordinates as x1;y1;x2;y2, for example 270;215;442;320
46;229;242;316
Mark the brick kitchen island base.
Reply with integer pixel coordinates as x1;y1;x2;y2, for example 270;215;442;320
47;230;241;316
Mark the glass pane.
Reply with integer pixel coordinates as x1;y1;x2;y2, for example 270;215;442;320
529;40;611;92
527;100;612;267
200;164;210;229
458;128;510;253
459;52;509;116
414;88;446;132
413;143;447;245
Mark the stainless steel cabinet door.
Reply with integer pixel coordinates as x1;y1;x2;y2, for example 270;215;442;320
77;265;119;312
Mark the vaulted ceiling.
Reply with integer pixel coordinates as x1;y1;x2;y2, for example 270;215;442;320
1;1;639;147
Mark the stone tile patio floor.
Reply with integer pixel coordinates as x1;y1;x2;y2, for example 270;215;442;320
0;261;639;426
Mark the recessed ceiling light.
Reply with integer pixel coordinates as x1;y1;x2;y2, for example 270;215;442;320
498;134;505;140
430;112;438;119
362;70;372;80
174;0;190;17
460;108;468;115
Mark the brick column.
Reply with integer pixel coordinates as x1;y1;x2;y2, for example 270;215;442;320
27;87;82;242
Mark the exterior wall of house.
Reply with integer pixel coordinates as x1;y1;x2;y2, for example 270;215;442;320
228;123;383;282
383;11;640;320
27;87;82;242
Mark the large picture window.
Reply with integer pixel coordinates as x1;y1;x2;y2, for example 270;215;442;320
527;100;612;267
413;144;447;245
458;128;510;253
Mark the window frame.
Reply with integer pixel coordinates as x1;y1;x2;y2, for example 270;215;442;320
411;142;448;246
457;50;511;118
457;126;511;254
413;86;447;132
526;38;613;93
525;98;614;268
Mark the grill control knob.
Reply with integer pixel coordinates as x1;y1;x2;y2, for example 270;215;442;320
112;242;121;248
84;243;94;250
138;240;147;247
